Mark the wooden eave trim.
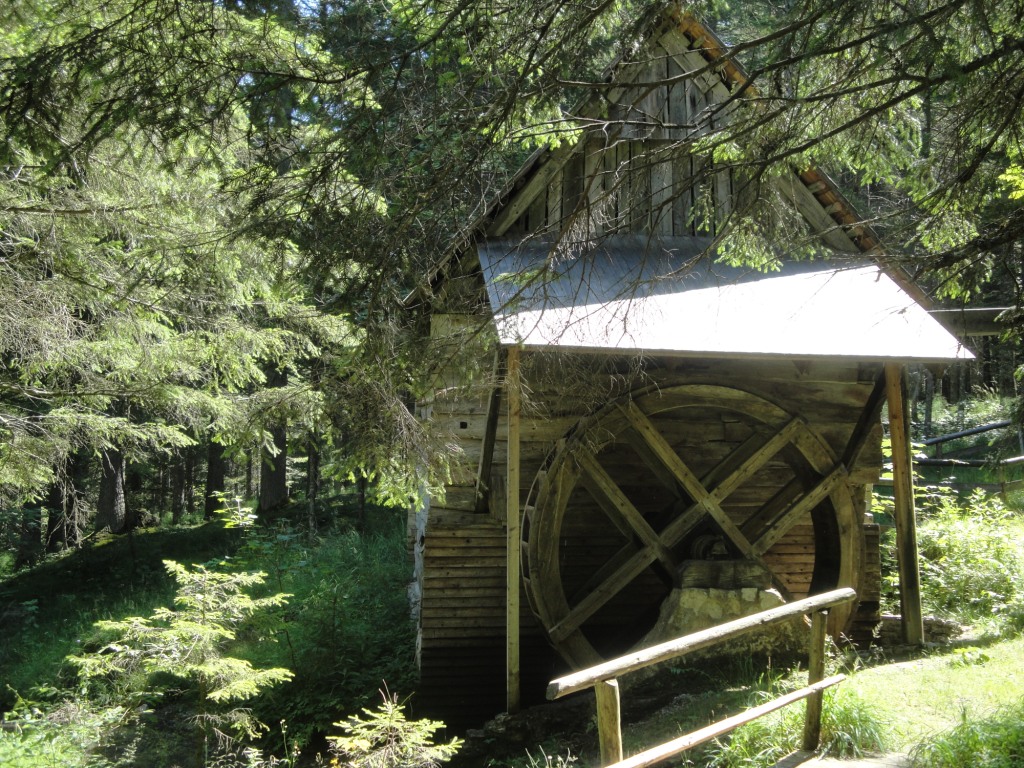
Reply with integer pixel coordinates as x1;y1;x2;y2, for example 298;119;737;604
670;11;748;88
796;168;882;254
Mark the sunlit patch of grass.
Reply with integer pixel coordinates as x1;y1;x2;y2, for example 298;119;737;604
846;635;1024;749
908;697;1024;768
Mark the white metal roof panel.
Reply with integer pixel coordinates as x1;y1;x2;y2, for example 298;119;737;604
479;237;971;362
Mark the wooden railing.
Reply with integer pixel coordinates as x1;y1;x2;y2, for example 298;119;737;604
546;587;858;768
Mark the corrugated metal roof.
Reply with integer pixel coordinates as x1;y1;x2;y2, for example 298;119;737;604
479;237;971;362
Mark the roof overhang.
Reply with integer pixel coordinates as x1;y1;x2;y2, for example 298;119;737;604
480;237;971;363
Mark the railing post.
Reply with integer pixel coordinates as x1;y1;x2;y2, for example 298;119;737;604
802;609;828;751
595;679;623;766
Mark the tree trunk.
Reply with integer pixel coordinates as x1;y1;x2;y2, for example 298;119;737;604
44;452;87;552
14;505;43;569
307;431;321;532
258;367;289;517
259;423;289;516
204;440;228;519
358;473;367;528
43;479;67;553
96;448;128;533
126;462;143;528
155;459;169;522
171;454;187;525
184;444;197;519
245;449;255;501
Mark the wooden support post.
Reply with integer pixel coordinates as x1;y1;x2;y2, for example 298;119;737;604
595;680;624;767
506;346;522;712
802;610;828;751
885;363;924;646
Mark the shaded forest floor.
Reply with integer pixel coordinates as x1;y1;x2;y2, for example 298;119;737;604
3;506;1023;768
1;522;243;711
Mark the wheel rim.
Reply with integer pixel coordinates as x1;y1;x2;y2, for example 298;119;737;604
522;383;860;667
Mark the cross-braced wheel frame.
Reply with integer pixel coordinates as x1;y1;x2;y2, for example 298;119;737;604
522;384;861;668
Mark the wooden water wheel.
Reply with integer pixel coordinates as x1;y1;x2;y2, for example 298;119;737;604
521;384;861;668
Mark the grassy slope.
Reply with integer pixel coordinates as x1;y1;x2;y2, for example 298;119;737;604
3;505;1022;766
846;636;1024;750
0;523;241;710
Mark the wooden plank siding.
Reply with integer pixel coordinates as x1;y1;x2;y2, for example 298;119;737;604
413;352;882;725
498;27;734;243
414;509;562;726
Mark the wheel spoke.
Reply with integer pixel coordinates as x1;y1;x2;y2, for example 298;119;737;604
549;548;659;642
706;418;806;503
741;475;807;541
752;464;848;556
621;401;758;558
578;451;679;575
568;539;645;605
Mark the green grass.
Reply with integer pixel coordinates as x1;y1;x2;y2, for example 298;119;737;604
702;685;888;767
874;487;1024;634
907;696;1024;768
571;635;1024;768
846;636;1024;750
0;523;242;711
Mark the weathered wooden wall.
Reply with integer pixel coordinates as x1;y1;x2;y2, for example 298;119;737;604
412;353;884;725
492;24;735;243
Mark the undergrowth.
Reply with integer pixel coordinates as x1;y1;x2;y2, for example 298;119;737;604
0;497;418;767
877;486;1024;635
704;682;888;767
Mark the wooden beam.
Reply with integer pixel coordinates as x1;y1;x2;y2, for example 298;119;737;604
620;402;750;550
475;349;505;514
751;464;848;556
706;418;805;502
578;452;679;576
549;545;658;643
775;171;861;254
607;675;846;768
841;370;887;470
506;346;522;711
802;610;828;751
548;587;857;698
884;363;924;646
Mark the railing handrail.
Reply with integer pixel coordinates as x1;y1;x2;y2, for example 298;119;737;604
545;587;859;767
606;674;847;768
547;587;857;699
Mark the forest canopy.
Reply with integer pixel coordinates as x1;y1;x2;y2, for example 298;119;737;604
1;0;1022;549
